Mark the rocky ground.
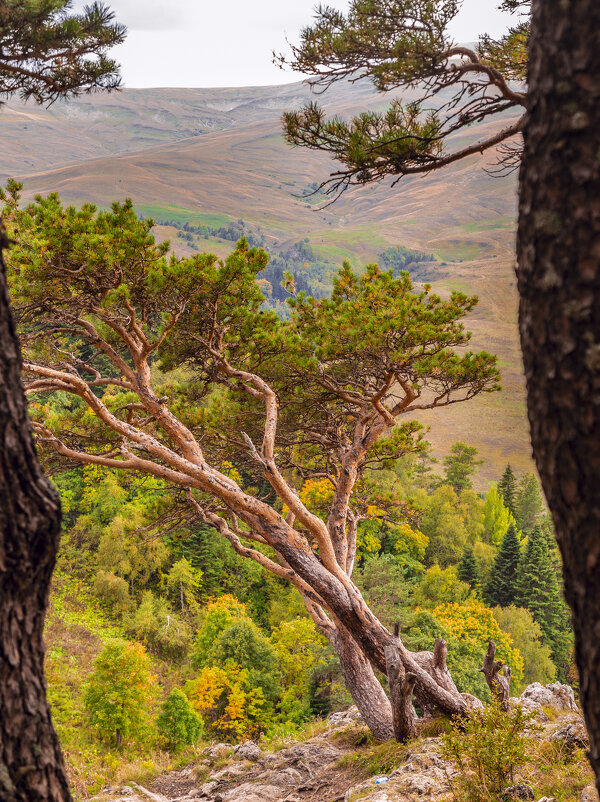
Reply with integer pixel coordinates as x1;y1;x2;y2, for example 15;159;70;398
91;684;599;802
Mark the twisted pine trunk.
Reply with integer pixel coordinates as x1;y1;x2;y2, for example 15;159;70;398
518;0;600;791
331;623;394;741
0;238;71;801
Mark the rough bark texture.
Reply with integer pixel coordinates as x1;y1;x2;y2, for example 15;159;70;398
332;624;394;741
479;640;511;711
517;0;600;791
0;237;71;801
385;632;417;741
411;638;461;715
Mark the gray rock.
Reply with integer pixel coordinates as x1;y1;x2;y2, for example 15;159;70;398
204;742;234;761
581;785;599;802
519;682;578;713
549;718;588;749
195;780;219;797
218;782;284;801
400;772;441;795
326;706;363;731
502;784;534;800
211;761;250;781
233;740;263;762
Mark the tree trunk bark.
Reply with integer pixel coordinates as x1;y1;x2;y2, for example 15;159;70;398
331;623;395;741
0;237;71;801
479;640;511;711
385;641;417;741
517;0;600;791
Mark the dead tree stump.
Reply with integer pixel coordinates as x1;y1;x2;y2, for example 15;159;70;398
479;640;512;710
385;624;417;741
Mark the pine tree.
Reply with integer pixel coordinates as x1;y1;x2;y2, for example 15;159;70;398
517;526;569;675
458;547;480;591
0;0;125;104
515;473;544;534
484;524;521;608
441;442;483;494
498;464;517;517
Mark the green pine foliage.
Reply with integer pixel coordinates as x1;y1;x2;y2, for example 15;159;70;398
441;442;483;494
0;187;574;788
498;464;517;517
484;524;521;607
517;526;571;677
515;474;545;534
157;689;202;751
458;547;480;591
0;0;125;104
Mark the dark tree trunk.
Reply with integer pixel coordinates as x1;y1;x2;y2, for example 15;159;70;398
518;0;600;791
0;236;71;801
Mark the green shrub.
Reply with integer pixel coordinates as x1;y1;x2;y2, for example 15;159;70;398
157;689;202;750
441;700;539;801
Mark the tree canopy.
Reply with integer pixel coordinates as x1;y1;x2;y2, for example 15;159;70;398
0;0;125;104
277;0;528;196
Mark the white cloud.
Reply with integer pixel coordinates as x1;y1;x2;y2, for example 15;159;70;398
91;0;517;88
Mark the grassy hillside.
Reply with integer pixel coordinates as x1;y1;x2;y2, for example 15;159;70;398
6;82;528;482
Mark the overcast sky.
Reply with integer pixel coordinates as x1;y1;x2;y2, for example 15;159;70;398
97;0;515;88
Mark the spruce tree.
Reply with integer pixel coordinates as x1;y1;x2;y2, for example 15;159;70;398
515;473;543;534
498;464;517;518
517;526;569;674
484;524;521;608
458;546;480;591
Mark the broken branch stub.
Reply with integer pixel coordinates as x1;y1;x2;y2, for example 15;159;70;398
385;634;417;741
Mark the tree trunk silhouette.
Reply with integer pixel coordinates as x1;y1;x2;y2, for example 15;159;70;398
0;236;70;801
518;0;600;791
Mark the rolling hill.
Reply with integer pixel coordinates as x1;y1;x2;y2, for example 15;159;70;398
2;80;529;484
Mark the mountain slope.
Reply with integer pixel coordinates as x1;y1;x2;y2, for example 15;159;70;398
3;83;528;482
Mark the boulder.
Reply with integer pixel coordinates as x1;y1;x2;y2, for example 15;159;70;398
400;772;441;795
233;740;263;762
519;683;578;713
203;743;234;761
326;706;363;731
502;783;534;800
548;717;588;749
216;782;285;801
